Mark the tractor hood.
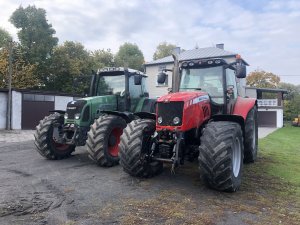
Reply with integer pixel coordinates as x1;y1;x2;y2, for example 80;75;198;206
157;91;209;103
65;95;118;126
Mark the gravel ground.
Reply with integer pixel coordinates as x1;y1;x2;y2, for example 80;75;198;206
0;129;298;225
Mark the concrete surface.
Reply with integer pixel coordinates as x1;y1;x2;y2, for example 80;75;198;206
0;127;294;225
258;127;278;139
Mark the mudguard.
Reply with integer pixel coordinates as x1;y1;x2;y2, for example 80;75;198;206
101;111;135;123
232;97;257;121
134;112;156;120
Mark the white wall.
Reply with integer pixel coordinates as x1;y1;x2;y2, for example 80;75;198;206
245;88;257;98
0;92;7;129
11;91;22;129
258;108;283;128
145;63;173;98
55;96;74;110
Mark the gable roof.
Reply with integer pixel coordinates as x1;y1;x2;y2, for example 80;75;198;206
145;47;247;65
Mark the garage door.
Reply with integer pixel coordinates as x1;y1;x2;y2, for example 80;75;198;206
258;111;276;127
22;94;55;129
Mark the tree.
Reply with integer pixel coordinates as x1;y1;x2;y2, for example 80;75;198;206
0;43;39;89
0;27;12;48
278;82;300;100
246;70;280;88
46;41;94;94
9;5;58;65
153;42;177;60
115;42;144;70
91;49;114;69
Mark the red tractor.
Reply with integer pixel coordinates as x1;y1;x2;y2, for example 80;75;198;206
119;52;257;192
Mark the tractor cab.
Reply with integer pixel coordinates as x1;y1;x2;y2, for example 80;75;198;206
157;57;247;115
64;67;149;128
90;67;149;112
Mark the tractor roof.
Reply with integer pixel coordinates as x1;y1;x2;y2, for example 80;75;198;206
97;67;147;77
145;47;249;66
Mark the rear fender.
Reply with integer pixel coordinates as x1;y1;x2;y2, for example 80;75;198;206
101;111;135;123
233;97;257;121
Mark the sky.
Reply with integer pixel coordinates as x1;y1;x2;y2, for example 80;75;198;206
1;0;300;84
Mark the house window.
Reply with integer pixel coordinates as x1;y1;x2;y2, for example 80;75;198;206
156;65;168;86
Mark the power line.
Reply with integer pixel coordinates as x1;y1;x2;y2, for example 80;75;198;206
278;75;300;77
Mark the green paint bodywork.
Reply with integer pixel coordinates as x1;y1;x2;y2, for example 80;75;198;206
64;95;117;127
64;95;149;127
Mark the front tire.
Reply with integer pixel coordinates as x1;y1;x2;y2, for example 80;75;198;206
34;113;75;160
199;121;244;192
86;115;126;167
244;106;258;163
119;119;163;178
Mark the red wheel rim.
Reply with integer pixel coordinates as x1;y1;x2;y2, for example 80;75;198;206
108;128;123;157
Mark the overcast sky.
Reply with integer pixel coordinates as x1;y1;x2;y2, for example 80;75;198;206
1;0;300;84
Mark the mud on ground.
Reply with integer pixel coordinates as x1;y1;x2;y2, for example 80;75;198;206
0;141;299;225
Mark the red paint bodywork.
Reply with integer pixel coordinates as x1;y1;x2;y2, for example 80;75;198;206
232;96;257;120
156;92;211;132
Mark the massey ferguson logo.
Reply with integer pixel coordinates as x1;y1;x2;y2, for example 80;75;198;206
192;95;209;105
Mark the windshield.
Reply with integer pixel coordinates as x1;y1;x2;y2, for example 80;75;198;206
180;66;224;104
96;75;125;96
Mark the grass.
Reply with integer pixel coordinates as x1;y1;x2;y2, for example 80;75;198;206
258;125;300;195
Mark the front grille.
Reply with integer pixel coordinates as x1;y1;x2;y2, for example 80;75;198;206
66;100;87;119
157;101;184;126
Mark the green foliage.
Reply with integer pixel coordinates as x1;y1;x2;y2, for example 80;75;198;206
91;49;114;70
246;70;280;88
46;41;93;94
9;5;58;65
0;42;39;89
0;27;12;48
153;42;176;60
278;83;300;121
115;42;144;71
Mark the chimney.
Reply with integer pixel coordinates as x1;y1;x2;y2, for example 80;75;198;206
216;43;224;49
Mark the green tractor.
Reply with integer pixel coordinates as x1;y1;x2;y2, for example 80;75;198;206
34;67;156;166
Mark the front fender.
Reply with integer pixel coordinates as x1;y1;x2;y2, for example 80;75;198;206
233;97;257;121
101;111;135;123
134;112;156;121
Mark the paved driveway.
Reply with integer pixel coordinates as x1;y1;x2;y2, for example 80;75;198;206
258;127;278;139
0;126;298;225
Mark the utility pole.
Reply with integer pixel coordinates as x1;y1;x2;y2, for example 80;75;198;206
7;39;13;130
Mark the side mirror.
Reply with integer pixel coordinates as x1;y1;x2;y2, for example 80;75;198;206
157;72;167;84
134;74;142;85
236;64;246;78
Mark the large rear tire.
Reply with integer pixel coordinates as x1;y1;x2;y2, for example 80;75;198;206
244;106;258;163
199;121;244;192
86;115;126;167
34;113;75;160
119;119;163;178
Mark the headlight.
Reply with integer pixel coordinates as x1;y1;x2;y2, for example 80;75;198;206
75;113;81;120
64;113;68;119
157;116;163;124
173;117;180;125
